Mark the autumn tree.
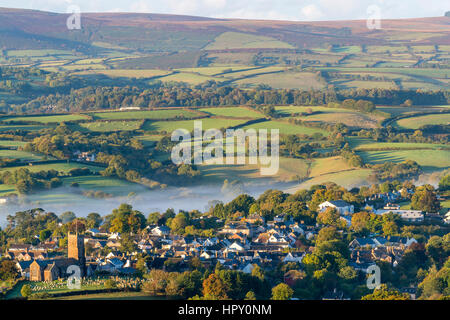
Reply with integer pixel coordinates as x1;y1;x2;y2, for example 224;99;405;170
271;283;294;300
202;273;229;300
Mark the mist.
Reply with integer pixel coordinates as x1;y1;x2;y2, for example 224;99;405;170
0;179;298;227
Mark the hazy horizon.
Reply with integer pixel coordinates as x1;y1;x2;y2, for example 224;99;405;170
0;0;448;22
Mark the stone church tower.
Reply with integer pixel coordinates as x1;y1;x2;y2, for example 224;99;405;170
68;232;86;275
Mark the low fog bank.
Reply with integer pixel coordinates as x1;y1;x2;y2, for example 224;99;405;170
0;170;445;228
0;180;297;227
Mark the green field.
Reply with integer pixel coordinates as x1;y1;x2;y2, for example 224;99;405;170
288;168;374;193
142;118;249;132
0;149;51;161
90;109;200;120
393;113;450;129
205;31;294;50
198;156;310;184
357;149;450;171
347;137;449;150
1;114;89;123
76;121;143;132
0;140;27;147
62;175;145;196
197;107;263;118
241;120;329;136
75;69;172;78
0;124;52;131
0;162;104;174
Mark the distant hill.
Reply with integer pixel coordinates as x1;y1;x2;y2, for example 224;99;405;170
0;7;449;53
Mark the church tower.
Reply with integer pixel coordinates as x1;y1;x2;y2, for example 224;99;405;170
68;232;86;266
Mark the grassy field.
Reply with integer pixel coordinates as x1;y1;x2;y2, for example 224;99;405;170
197;107;263;118
74;69;172;78
274;105;351;116
75;120;143;132
241;120;329;136
142;118;249;132
299;111;382;129
0;124;52;131
308;157;355;177
347;137;449;150
158;72;218;85
287;168;374;193
90;109;200;120
357;149;450;171
205;31;294;50
0;162;104;174
393;113;450;129
0;140;27;147
198;156;310;184
235;71;325;89
1;114;89;123
62;175;144;196
0;149;51;161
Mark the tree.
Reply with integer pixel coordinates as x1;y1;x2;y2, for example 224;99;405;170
147;212;161;225
351;212;371;234
0;259;19;280
110;203;146;233
361;284;409;300
411;185;440;213
271;283;294;300
39;229;51;242
317;207;346;229
251;265;265;281
21;284;32;298
438;174;450;191
105;279;117;289
202;274;228;300
426;235;450;268
316;226;341;245
170;212;188;234
86;213;102;229
245;291;256;300
60;211;76;224
382;220;399;236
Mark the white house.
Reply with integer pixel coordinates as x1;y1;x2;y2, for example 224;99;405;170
378;209;424;222
318;200;354;215
151;226;170;236
282;252;304;263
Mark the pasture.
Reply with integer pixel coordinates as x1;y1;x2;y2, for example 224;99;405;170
90;109;201;120
75;121;143;132
241;120;329;136
142;118;249;133
204;31;294;50
1;114;90;123
197;107;263;118
393;113;450;129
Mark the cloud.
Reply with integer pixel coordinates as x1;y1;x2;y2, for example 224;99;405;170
300;4;325;21
130;0;153;13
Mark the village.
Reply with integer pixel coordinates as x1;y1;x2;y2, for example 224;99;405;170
2;185;448;300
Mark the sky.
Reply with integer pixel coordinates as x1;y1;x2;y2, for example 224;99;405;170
0;0;448;21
